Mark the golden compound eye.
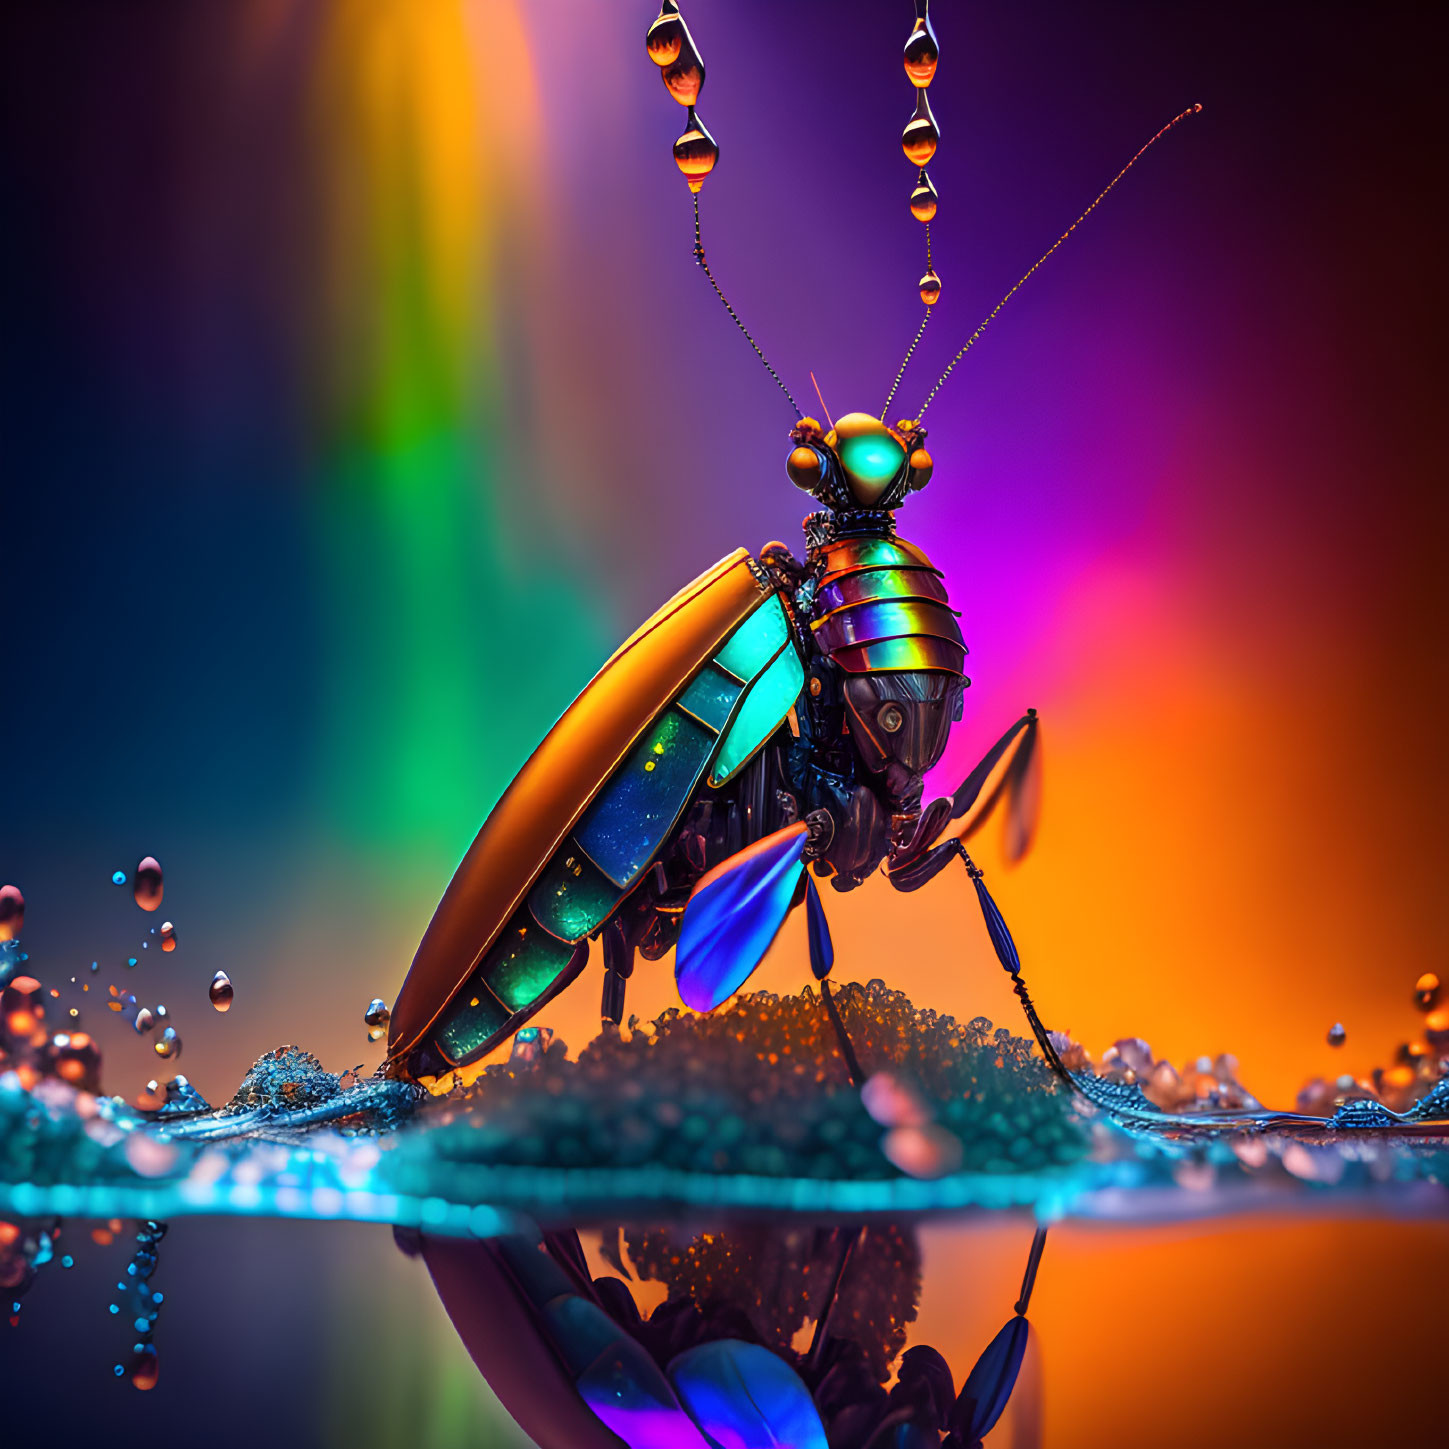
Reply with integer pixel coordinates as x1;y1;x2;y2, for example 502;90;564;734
878;703;905;733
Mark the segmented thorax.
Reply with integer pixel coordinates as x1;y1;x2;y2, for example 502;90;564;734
809;533;967;677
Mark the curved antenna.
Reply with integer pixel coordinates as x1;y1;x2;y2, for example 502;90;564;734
917;103;1203;419
881;215;935;419
693;192;803;419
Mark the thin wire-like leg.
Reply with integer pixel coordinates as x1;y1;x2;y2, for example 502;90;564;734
821;978;866;1087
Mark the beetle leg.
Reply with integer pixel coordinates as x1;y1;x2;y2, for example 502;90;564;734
600;915;635;1026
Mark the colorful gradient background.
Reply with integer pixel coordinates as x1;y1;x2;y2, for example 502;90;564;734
3;2;1446;1444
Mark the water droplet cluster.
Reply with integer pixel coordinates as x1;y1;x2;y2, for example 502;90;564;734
899;2;943;304
645;3;717;193
109;1220;167;1390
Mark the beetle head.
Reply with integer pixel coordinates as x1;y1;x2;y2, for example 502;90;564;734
786;413;933;514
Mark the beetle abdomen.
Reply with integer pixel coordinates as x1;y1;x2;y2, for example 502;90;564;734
810;533;967;677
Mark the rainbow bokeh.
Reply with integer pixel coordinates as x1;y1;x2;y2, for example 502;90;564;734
3;2;1446;1445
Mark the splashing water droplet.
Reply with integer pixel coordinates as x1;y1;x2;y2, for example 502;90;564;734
0;884;25;942
133;858;163;912
209;971;234;1012
159;922;176;952
365;998;390;1043
133;1007;156;1035
153;1026;181;1061
1328;1022;1346;1048
112;870;127;886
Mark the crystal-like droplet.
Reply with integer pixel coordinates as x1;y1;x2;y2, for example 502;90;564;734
159;921;176;952
133;858;163;912
209;971;234;1012
645;0;684;67
909;171;938;222
0;884;24;942
903;14;939;87
901;89;939;167
365;997;390;1043
673;108;718;192
662;35;705;107
918;269;942;305
133;1007;156;1035
153;1026;181;1060
1327;1022;1346;1048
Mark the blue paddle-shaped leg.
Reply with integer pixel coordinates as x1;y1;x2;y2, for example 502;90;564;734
676;822;808;1012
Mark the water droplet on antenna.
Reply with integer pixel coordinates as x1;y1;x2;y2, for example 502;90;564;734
918;269;942;305
645;1;684;67
901;90;939;166
673;108;718;192
909;171;938;222
903;12;939;87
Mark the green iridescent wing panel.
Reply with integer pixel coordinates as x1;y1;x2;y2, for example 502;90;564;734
709;640;806;786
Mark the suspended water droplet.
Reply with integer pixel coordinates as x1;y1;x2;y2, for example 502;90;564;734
918;269;942;305
662;36;705;107
130;1347;159;1391
1327;1022;1346;1048
673;108;718;192
159;921;176;952
0;884;24;942
901;89;939;166
133;858;163;912
1415;972;1441;1012
133;1007;156;1035
645;0;684;67
126;957;138;969
153;1026;181;1060
903;10;939;87
909;171;938;222
209;971;234;1012
111;870;127;886
365;997;391;1043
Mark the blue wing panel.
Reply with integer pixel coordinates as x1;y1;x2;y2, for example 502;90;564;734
675;823;808;1012
668;1339;829;1449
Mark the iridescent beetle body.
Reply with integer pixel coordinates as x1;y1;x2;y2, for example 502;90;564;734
384;2;1205;1444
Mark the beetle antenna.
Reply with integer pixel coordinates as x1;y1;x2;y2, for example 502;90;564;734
880;305;932;421
809;371;835;430
916;103;1203;419
693;192;803;419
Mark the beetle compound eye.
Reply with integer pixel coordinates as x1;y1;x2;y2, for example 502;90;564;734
879;704;905;733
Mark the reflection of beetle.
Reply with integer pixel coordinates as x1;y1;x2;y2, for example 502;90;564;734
416;1218;1047;1449
383;406;1040;1091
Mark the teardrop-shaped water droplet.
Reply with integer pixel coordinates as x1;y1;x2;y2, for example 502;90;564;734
133;1007;156;1035
133;858;163;912
159;921;176;953
645;0;684;67
153;1026;181;1060
903;14;939;87
673;108;718;192
209;971;234;1012
902;90;939;166
909;171;938;222
0;884;24;942
918;268;942;305
662;35;705;107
